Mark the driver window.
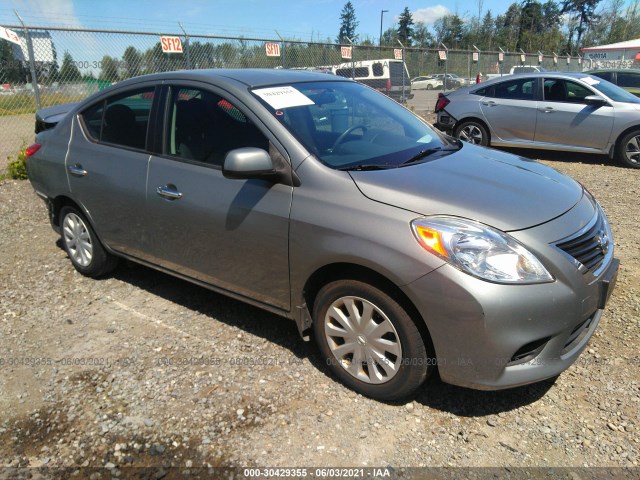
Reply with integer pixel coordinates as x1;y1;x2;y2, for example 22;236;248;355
166;87;269;166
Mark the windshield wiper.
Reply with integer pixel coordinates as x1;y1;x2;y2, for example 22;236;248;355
338;164;395;171
401;146;460;166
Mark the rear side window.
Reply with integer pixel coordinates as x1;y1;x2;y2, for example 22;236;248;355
617;72;640;88
335;67;369;78
492;78;535;100
372;63;384;77
81;88;154;150
593;71;613;82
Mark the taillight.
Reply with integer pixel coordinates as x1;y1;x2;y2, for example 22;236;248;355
386;78;391;92
434;93;450;113
25;143;42;158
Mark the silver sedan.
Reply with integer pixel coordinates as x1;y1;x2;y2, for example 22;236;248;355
434;72;640;168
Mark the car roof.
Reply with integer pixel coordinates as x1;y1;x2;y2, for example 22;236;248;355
476;71;600;86
587;68;640;74
111;68;350;90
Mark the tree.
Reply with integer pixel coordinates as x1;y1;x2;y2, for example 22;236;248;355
59;51;82;82
381;27;398;46
413;22;434;48
337;1;359;44
99;55;120;82
397;7;415;46
122;46;141;79
562;0;602;54
0;40;26;84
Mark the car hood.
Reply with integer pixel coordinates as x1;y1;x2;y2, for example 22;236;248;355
349;144;583;231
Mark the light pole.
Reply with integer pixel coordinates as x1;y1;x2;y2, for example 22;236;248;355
379;10;388;46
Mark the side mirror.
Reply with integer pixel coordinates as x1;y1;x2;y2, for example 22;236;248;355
584;95;608;106
222;147;300;186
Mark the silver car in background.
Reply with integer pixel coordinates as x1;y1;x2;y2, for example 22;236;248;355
435;72;640;168
27;69;618;401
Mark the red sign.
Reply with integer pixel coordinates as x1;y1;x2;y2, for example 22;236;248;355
160;36;183;54
0;26;21;45
394;48;403;60
438;50;447;61
265;43;281;57
472;52;479;62
341;46;352;59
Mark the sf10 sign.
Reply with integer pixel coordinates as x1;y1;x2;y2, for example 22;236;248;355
265;43;281;57
341;46;352;59
160;36;183;54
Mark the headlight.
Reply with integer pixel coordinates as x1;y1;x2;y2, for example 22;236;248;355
411;216;554;284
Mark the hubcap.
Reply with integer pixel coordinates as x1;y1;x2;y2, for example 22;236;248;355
324;296;402;384
62;213;93;267
624;134;640;165
459;125;483;144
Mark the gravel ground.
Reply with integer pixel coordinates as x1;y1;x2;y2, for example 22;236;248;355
0;152;639;478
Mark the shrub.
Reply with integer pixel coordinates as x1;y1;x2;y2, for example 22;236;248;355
6;144;28;180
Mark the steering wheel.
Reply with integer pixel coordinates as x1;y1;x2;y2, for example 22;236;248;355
330;124;368;151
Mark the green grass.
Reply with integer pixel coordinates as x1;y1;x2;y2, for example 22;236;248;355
0;93;87;117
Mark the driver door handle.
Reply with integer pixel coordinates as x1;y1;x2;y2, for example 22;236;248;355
481;101;497;106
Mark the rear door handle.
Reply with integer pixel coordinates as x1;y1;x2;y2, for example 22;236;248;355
481;101;497;106
540;107;555;113
68;164;87;177
156;184;183;200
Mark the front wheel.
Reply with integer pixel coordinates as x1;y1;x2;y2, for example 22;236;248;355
313;280;431;401
616;129;640;168
455;120;489;146
60;206;118;277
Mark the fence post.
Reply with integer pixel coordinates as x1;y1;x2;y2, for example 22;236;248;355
397;40;406;103
276;31;286;69
179;23;191;69
15;11;41;109
440;43;448;91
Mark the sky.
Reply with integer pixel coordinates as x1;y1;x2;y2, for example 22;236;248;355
0;0;519;42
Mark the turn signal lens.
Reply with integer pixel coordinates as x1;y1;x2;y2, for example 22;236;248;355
414;225;448;257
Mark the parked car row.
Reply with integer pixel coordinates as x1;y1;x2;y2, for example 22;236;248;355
26;68;618;401
434;71;640;168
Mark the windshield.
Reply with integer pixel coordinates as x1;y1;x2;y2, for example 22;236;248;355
583;76;640;103
252;81;455;169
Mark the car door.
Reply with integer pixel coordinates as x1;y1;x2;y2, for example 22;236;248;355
479;76;538;143
534;78;614;150
67;85;158;257
144;84;292;310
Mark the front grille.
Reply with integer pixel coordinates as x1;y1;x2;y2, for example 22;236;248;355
556;211;609;273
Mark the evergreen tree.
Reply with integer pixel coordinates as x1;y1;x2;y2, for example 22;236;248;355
122;46;141;79
337;1;359;44
59;51;82;82
397;7;414;46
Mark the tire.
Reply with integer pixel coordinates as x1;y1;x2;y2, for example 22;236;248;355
615;129;640;168
454;120;489;146
313;280;431;401
426;84;433;90
59;206;118;277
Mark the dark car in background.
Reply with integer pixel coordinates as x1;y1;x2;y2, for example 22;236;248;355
435;72;640;168
26;69;618;401
588;69;640;97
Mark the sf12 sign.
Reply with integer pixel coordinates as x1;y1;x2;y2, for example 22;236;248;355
0;26;21;45
341;46;352;59
160;36;183;54
265;43;281;57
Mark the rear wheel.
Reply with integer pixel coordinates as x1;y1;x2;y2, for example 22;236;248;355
313;280;431;401
426;84;433;90
455;120;489;146
616;129;640;168
60;206;118;277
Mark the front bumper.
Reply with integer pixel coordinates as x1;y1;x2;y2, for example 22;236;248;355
401;198;619;390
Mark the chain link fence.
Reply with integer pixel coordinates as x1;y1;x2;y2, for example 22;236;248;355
0;24;596;172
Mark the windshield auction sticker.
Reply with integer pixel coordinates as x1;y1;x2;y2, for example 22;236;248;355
253;86;315;109
582;76;601;86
